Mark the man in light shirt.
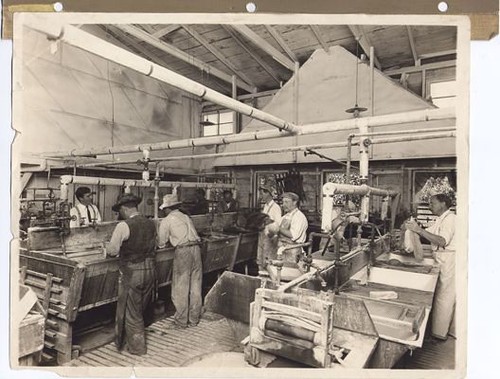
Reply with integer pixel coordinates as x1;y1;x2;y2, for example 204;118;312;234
70;186;102;227
158;193;202;329
406;193;456;340
257;185;282;270
278;192;308;262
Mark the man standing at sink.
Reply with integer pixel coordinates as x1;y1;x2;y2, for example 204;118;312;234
257;185;282;270
106;194;156;355
158;192;202;329
405;193;456;340
278;192;308;262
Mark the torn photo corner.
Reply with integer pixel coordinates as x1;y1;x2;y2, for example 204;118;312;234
9;11;470;379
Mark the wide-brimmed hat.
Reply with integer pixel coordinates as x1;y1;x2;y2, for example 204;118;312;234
282;192;299;202
112;194;142;212
159;194;182;210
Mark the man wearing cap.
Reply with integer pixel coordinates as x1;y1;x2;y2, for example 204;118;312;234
70;186;102;227
405;193;456;340
106;193;156;355
158;193;202;329
257;185;282;269
278;192;308;261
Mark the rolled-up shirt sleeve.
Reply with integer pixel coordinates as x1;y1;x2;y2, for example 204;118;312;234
107;222;130;256
438;213;456;246
157;218;170;248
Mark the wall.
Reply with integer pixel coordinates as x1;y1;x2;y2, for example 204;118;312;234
225;157;456;226
212;46;455;168
13;26;202;171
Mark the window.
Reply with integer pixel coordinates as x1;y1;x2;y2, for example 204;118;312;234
429;80;456;109
201;111;234;136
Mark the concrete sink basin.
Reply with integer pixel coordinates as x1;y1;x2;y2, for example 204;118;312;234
377;252;436;267
351;266;438;293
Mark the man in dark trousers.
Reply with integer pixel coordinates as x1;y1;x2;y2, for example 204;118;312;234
106;193;156;355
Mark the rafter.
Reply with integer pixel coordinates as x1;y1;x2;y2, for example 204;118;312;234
105;25;169;67
231;24;296;71
181;25;257;90
406;26;419;65
264;25;298;62
348;25;381;70
152;25;181;38
222;25;281;85
114;24;255;93
309;25;330;53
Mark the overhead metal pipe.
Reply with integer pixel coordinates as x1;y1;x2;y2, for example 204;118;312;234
43;105;455;159
60;175;235;189
66;131;456;168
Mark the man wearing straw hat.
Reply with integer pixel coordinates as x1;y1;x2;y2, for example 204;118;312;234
405;191;456;340
106;193;156;355
158;191;202;329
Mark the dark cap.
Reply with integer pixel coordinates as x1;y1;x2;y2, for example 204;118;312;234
282;192;299;202
112;193;142;212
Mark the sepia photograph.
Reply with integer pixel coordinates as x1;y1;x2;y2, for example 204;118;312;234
9;11;469;377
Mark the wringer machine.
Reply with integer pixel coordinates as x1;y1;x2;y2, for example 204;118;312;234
241;137;441;368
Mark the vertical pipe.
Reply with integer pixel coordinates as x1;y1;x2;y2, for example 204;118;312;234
421;69;427;99
153;165;160;220
232;75;238;133
293;61;300;162
345;135;353;207
370;46;375;117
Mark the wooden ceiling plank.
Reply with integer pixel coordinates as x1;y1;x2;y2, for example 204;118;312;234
181;25;257;91
406;26;419;65
384;59;456;75
153;25;181;38
231;24;296;71
115;24;255;93
222;25;282;85
348;25;382;70
309;25;330;53
264;25;298;62
105;26;169;67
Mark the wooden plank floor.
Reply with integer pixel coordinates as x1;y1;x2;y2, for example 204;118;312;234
66;313;240;367
399;337;455;369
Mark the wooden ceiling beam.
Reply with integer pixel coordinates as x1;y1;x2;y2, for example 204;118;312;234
348;25;382;70
222;25;282;85
309;25;330;53
231;24;296;71
105;25;170;67
181;25;257;91
115;24;255;93
406;26;419;65
384;60;456;75
264;25;298;62
152;25;181;38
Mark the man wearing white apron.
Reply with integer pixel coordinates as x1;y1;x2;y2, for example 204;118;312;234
278;192;308;263
406;193;456;340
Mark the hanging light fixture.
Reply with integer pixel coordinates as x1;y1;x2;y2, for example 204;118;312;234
200;117;215;126
345;37;368;118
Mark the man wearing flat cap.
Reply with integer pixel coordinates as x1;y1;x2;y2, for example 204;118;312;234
278;192;308;261
158;191;202;329
257;185;282;270
405;192;456;340
106;193;156;355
